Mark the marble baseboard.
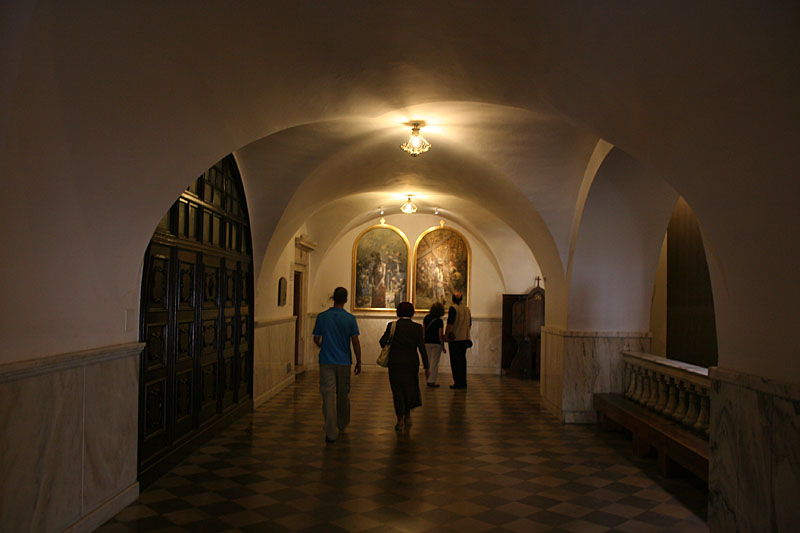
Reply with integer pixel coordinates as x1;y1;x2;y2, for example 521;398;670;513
541;327;650;422
709;367;800;533
253;373;295;409
0;342;143;532
64;482;139;533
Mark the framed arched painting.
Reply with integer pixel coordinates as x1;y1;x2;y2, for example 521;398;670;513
413;226;470;311
352;224;411;311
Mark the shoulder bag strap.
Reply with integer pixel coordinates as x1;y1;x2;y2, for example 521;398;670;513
388;320;397;344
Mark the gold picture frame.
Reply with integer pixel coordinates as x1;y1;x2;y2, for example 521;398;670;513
412;226;470;312
352;224;411;311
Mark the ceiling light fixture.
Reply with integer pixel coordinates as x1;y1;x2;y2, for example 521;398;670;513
400;121;431;157
400;195;418;214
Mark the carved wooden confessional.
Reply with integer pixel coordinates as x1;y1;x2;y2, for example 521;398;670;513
501;283;545;378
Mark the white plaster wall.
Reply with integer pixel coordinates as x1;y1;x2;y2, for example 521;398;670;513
568;149;678;332
649;235;668;357
256;235;297;320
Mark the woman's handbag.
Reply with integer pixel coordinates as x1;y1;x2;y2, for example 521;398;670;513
376;321;397;367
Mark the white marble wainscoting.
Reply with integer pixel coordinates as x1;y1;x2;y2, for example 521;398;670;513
301;312;318;371
709;367;800;533
253;317;296;407
541;327;565;420
541;327;651;423
0;343;143;533
304;313;503;375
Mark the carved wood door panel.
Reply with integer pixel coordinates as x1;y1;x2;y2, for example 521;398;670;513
139;155;253;481
140;244;171;463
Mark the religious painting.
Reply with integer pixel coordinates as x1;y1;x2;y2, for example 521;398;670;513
352;225;410;311
413;226;470;311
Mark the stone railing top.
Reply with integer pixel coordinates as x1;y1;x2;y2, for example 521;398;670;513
623;351;710;388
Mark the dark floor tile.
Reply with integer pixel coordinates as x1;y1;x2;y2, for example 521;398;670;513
114;515;175;530
520;494;563;509
418;508;464;524
181;517;236;532
582;510;629;527
146;498;193;514
529;509;575;526
470;493;514;508
163;483;211;498
472;509;518;525
361;505;411;523
198;500;247;515
215;485;258;499
632;510;683;528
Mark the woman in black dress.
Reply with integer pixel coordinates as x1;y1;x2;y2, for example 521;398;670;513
379;301;430;430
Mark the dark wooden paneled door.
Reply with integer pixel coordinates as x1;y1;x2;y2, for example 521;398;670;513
139;155;254;481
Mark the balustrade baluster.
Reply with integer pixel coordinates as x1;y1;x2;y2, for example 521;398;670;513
694;386;710;434
632;367;643;402
655;374;669;413
672;381;689;422
683;384;700;427
663;377;678;416
646;371;659;409
624;363;635;398
639;370;651;406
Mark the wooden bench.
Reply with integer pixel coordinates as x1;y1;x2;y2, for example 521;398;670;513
593;393;709;482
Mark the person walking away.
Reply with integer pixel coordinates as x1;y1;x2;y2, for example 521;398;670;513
423;302;446;388
313;287;362;442
445;291;471;389
379;302;429;430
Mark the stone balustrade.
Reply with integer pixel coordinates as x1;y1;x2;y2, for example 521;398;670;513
622;351;710;437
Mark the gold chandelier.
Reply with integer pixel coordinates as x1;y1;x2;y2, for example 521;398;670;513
399;121;431;156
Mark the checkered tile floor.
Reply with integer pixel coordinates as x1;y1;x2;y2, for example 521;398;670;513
99;370;708;532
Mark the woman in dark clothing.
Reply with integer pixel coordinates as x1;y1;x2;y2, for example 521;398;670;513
379;301;430;430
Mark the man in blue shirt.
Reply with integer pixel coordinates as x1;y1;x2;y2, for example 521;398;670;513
313;287;362;442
